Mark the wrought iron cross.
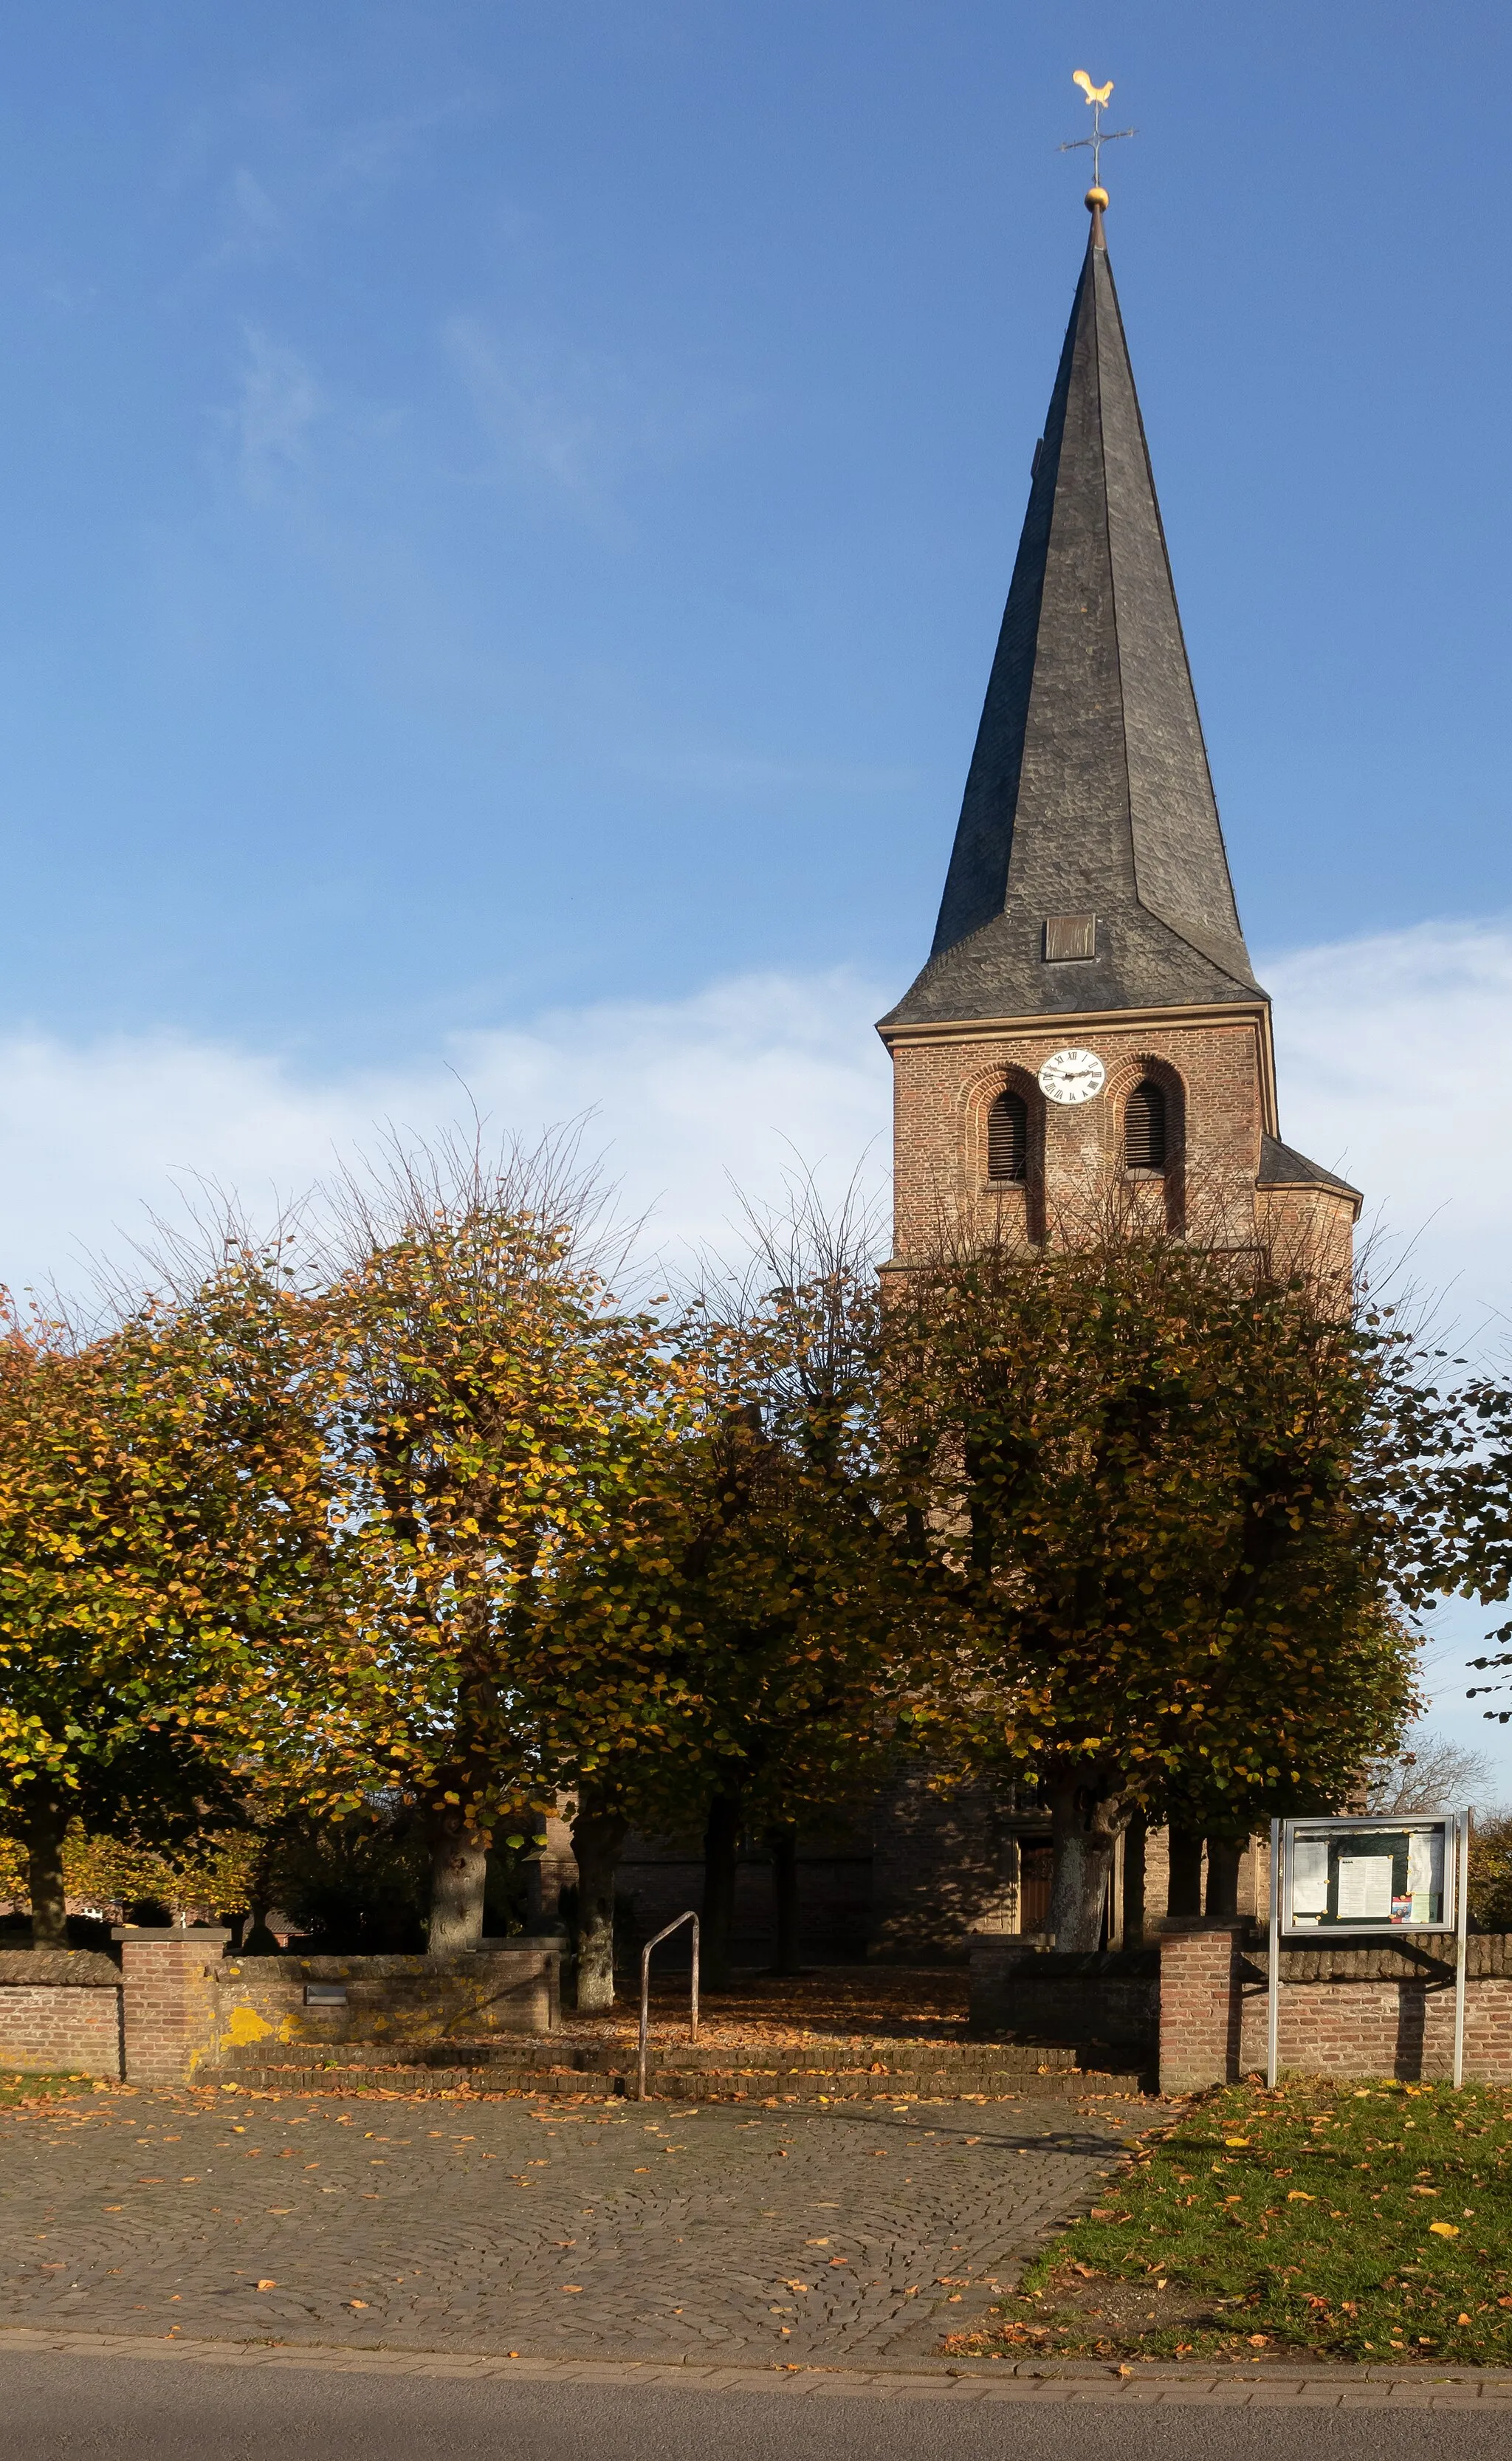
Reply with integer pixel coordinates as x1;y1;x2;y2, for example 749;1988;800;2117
1059;69;1136;192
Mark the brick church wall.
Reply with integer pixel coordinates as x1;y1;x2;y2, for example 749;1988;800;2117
871;1767;1020;1961
614;1837;873;1969
888;1011;1270;1264
532;1817;878;1969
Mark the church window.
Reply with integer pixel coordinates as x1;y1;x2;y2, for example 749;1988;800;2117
987;1088;1028;1182
1124;1080;1168;1173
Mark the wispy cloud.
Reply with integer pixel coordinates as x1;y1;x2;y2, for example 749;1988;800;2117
0;969;890;1301
1;921;1507;1321
443;315;732;510
444;317;606;495
1266;919;1512;1331
217;165;286;262
201;93;487;267
224;324;324;496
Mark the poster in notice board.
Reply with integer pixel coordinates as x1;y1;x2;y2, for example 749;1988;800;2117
1281;1816;1454;1934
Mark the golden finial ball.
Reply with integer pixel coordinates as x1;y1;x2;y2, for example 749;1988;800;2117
1085;185;1109;210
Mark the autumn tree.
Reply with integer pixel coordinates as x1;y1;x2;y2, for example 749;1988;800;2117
532;1176;948;1994
557;1181;946;1990
0;1260;332;1946
1365;1729;1494;1816
1429;1373;1512;1734
219;1133;707;1973
883;1207;1428;1949
675;1192;928;1984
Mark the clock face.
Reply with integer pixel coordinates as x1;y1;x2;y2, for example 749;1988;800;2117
1038;1046;1105;1105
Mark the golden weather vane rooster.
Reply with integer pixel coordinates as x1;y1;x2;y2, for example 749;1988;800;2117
1060;70;1135;201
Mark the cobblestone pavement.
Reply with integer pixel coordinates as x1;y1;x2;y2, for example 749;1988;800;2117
0;2088;1132;2362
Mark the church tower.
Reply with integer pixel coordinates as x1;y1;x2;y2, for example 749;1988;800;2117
878;196;1358;1268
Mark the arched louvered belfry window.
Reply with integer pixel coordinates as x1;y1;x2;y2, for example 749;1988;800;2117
1124;1080;1168;1172
987;1088;1028;1183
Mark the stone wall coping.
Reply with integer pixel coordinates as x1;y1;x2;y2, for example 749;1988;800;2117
968;1931;1065;1955
1240;1936;1512;1983
1158;1917;1251;1936
0;1949;121;1987
111;1926;231;1943
970;1940;1160;1980
221;1942;563;1975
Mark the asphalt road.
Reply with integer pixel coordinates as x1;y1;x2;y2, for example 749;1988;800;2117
3;2344;1511;2460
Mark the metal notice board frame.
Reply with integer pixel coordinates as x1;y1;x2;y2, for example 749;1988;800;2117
1266;1811;1472;2090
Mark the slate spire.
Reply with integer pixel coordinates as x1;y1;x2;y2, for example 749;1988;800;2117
882;205;1262;1032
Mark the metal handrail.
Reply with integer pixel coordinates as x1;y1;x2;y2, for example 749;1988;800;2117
637;1909;699;2101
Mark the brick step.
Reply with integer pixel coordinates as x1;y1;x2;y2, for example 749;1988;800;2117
574;2041;1090;2077
220;2063;594;2098
210;2048;1147;2101
213;2035;1096;2079
216;2040;559;2072
635;2064;1146;2102
622;2061;1096;2089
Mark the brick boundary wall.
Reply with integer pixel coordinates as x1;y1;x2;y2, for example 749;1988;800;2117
100;1934;566;2084
0;1964;123;2081
1159;1925;1512;2090
970;1937;1159;2060
209;1944;562;2066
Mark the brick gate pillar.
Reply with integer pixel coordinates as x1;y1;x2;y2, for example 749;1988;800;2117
1159;1918;1247;2096
114;1926;230;2088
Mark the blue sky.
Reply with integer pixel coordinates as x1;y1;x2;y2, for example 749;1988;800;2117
1;3;1511;1781
0;1;1505;1055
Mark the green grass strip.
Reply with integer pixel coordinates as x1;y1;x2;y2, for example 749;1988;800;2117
0;2070;97;2109
948;2079;1512;2366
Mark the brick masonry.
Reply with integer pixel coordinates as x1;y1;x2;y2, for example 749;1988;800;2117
209;1943;561;2067
532;1795;960;1968
885;1010;1354;1277
888;1012;1271;1261
1158;1921;1246;2094
114;1926;231;2089
1159;1925;1512;2090
970;1937;1159;2065
0;1951;123;2080
870;1767;1020;1960
878;998;1355;1959
102;1933;566;2085
614;1836;873;1969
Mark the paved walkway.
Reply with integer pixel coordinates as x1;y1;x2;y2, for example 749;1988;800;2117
0;2087;1127;2363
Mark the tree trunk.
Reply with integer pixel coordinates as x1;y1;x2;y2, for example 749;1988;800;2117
1166;1826;1205;1919
243;1904;281;1954
427;1818;488;1954
1205;1837;1243;1919
1047;1782;1119;1952
24;1793;69;1950
767;1825;800;1975
701;1792;741;1991
571;1799;628;2013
